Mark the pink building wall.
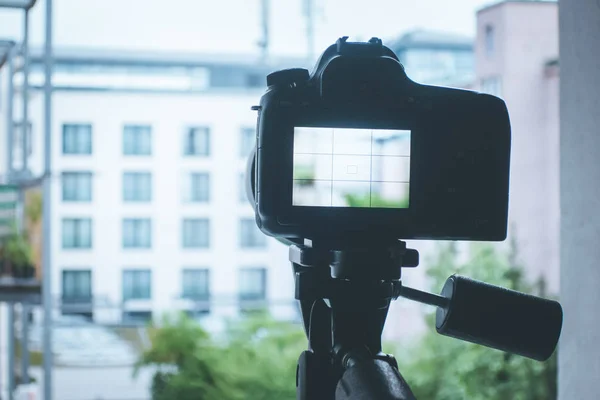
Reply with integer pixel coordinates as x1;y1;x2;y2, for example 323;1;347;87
476;1;560;292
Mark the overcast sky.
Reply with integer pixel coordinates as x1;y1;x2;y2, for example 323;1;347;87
0;0;491;57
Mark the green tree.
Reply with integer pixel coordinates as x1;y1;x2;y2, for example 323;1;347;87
395;241;558;400
135;313;235;400
345;193;409;208
136;312;306;400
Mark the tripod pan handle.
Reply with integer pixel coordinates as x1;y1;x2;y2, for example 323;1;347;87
435;275;562;361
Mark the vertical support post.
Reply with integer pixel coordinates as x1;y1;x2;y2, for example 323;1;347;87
22;7;30;173
7;305;15;400
303;0;315;61
42;0;54;399
260;0;270;60
559;0;600;398
20;305;30;385
6;47;14;175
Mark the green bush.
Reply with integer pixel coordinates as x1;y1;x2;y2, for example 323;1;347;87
394;241;558;400
345;193;409;208
136;312;305;400
137;240;557;400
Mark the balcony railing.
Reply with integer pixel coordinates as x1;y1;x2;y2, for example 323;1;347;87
0;262;41;303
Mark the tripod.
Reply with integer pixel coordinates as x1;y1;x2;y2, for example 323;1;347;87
292;240;419;400
291;240;562;400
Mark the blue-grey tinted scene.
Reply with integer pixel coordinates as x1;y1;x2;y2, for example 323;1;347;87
0;0;567;399
293;127;410;208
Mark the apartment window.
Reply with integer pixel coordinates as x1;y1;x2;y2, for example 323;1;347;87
122;269;151;300
239;173;248;203
182;218;209;248
239;267;267;306
485;25;495;57
183;127;210;156
62;218;92;249
240;127;255;158
62;172;92;202
122;311;153;323
63;124;92;155
62;270;92;302
123;218;152;248
13;121;33;156
481;76;502;98
240;218;266;248
123;125;152;155
123;172;152;202
246;73;263;88
184;172;210;203
182;268;210;300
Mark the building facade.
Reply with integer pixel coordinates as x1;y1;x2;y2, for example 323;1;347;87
476;0;560;292
0;31;484;343
3;50;302;328
389;29;475;87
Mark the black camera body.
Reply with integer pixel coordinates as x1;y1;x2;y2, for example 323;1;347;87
250;37;511;247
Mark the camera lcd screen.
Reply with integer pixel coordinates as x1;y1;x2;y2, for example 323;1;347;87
292;127;411;208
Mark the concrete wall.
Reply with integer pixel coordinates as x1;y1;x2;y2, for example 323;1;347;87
476;2;560;292
559;0;600;397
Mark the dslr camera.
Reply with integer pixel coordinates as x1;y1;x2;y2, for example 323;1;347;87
246;38;560;400
249;36;510;247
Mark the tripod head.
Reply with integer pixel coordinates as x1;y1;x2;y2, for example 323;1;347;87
291;240;562;400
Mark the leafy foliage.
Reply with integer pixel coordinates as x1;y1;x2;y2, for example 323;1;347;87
25;190;43;224
138;241;557;400
136;312;306;400
394;241;558;400
345;192;409;208
1;223;34;267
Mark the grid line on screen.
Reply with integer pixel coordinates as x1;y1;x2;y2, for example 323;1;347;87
292;127;411;208
330;129;334;206
294;179;410;183
369;130;373;207
294;152;410;158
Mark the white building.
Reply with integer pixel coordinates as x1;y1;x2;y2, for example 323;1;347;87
3;48;301;327
1;30;481;343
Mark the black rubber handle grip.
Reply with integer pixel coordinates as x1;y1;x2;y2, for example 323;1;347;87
435;275;563;361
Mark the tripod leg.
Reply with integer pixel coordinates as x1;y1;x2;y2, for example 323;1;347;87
335;358;417;400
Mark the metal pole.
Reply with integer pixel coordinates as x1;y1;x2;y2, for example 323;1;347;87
18;11;32;385
20;305;29;385
304;0;315;61
7;305;15;400
42;0;54;399
0;306;2;400
260;0;269;60
22;7;29;173
6;47;14;175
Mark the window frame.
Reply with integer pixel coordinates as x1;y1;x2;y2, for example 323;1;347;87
185;172;210;203
239;218;267;248
62;123;92;155
123;171;153;202
61;269;92;302
182;218;210;249
122;218;152;249
183;126;210;157
62;218;93;249
62;171;93;202
181;268;210;300
485;24;495;57
123;124;152;156
240;127;256;158
122;269;152;301
239;267;267;302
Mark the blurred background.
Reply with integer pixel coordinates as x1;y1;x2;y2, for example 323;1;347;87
0;0;561;399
